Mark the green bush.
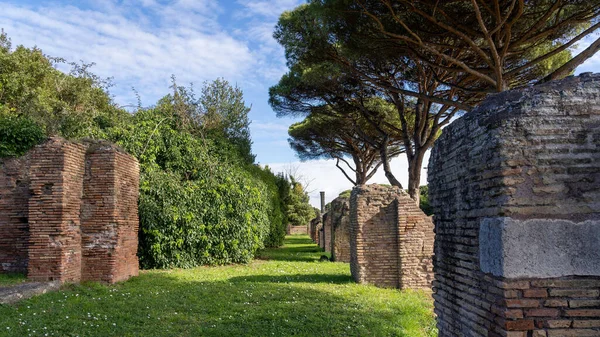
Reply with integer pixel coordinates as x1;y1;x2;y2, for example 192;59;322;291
0;113;45;157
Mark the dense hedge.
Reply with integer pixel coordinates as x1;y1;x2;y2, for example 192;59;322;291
0;33;299;269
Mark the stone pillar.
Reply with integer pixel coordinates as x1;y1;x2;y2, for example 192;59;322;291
428;74;600;337
80;143;139;283
310;216;320;242
27;139;86;283
330;197;350;262
349;184;434;289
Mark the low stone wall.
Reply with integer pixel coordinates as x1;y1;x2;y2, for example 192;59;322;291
428;74;600;337
287;225;308;235
0;138;140;284
349;184;434;290
330;197;350;263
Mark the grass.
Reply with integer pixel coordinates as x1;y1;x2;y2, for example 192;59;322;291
0;274;26;287
0;235;437;337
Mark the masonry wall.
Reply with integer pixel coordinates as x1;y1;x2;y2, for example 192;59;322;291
330;197;351;263
0;155;31;273
349;184;434;290
309;217;320;242
428;73;600;337
323;212;332;253
27;139;86;282
0;138;140;284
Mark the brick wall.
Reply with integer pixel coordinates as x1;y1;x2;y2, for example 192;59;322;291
27;139;86;282
323;212;332;253
309;217;320;242
288;226;308;235
330;197;351;263
349;184;434;290
428;74;600;337
80;144;139;283
0;138;140;284
0;155;31;273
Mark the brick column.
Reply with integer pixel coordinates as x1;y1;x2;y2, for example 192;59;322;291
80;144;139;283
330;197;351;263
428;74;600;337
349;184;433;289
27;139;86;283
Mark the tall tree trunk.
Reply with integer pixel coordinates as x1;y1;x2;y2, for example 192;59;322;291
379;136;403;189
407;150;425;206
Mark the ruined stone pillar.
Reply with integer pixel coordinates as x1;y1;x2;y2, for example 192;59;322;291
349;184;434;289
27;138;86;283
80;143;139;283
330;196;350;262
428;74;600;337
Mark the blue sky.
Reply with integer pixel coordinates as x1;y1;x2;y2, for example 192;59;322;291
1;0;599;206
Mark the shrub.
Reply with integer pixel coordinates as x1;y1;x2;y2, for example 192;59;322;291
0;113;45;157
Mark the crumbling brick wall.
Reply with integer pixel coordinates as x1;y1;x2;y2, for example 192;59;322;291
309;217;320;242
330;197;350;263
0;138;140;284
323;212;332;253
349;184;434;290
428;73;600;337
0;155;32;273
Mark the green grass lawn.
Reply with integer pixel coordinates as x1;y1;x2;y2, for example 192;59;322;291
0;274;26;287
0;235;437;337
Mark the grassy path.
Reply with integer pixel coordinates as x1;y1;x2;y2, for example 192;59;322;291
0;235;436;337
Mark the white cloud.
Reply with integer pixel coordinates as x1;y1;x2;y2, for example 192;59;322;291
267;152;430;208
0;2;254;106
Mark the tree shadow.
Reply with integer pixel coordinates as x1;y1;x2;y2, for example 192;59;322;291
257;235;328;262
0;272;437;337
228;273;353;285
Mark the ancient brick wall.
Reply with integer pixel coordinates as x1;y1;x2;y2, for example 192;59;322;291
323;212;332;253
428;74;600;337
27;139;86;282
0;155;31;273
349;184;434;290
0;138;139;284
309;217;320;242
288;226;308;235
330;197;350;263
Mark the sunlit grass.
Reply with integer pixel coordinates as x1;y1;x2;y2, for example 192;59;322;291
0;235;437;337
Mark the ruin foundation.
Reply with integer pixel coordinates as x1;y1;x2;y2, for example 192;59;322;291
428;74;600;337
349;184;434;290
0;137;140;284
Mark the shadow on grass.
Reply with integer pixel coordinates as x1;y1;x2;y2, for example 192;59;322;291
0;272;436;337
228;273;353;285
257;235;327;262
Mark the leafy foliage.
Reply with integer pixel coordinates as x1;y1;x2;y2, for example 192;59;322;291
0;32;290;268
0;113;45;157
284;177;315;227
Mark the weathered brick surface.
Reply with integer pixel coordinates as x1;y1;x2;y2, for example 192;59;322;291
330;197;351;263
0;155;31;273
287;225;308;235
428;74;600;337
323;212;332;253
309;217;320;242
319;213;328;251
349;184;434;290
0;138;139;284
81;143;139;283
27;138;86;283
